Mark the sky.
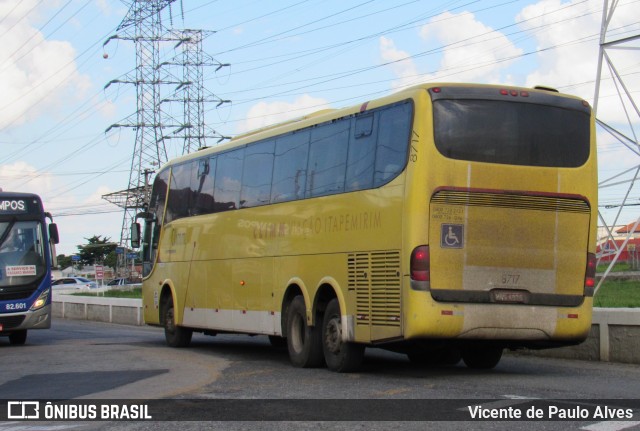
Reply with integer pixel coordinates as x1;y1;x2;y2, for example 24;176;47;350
0;0;638;256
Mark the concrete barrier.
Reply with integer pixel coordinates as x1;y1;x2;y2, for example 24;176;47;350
52;292;143;326
52;293;640;364
519;308;640;365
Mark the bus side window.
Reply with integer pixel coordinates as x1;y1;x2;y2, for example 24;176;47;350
150;170;169;227
346;113;377;191
307;120;349;198
167;162;194;222
241;140;275;208
354;113;373;138
271;130;309;203
214;148;245;212
191;157;216;215
374;103;412;187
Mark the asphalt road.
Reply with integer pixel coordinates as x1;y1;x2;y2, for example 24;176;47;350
1;318;639;431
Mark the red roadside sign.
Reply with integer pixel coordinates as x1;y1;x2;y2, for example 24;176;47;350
95;265;105;280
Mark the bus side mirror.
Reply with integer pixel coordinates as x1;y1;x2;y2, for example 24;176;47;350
131;222;141;249
49;223;59;244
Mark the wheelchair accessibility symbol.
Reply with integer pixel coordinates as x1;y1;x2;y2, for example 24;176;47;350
441;224;464;249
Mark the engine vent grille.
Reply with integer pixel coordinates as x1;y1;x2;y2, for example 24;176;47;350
348;250;401;327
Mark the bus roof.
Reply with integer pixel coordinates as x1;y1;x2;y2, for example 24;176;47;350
159;82;583;171
0;191;42;200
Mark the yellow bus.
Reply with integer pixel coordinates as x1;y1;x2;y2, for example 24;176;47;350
133;83;597;372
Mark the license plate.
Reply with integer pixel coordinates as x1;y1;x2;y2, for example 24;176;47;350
491;289;528;304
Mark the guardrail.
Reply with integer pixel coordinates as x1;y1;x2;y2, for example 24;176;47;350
52;292;640;365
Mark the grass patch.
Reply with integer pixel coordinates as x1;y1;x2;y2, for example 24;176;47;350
72;287;142;299
596;262;633;273
594;280;640;307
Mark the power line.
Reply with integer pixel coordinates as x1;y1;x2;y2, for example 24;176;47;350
0;0;44;40
0;0;76;71
2;0;637;230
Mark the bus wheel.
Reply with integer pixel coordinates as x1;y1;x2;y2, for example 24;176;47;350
461;346;503;369
286;296;324;368
164;297;192;348
322;298;364;372
9;330;27;345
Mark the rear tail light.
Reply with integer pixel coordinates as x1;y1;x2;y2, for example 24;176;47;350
499;89;530;97
584;252;596;294
410;246;430;290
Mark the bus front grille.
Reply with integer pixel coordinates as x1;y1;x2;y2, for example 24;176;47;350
0;315;26;329
349;250;401;327
0;285;39;301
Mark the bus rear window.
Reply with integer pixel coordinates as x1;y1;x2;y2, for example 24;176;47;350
433;100;590;167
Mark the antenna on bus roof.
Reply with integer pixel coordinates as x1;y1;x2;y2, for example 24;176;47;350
533;85;559;93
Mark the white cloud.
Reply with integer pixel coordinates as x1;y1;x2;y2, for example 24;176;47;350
517;1;639;116
379;10;523;88
237;94;331;134
379;36;420;90
418;10;523;84
0;1;91;130
517;0;601;96
0;161;54;195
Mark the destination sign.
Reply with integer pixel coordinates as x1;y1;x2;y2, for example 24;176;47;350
0;198;40;215
0;200;26;213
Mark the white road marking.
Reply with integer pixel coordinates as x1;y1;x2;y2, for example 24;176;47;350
581;421;640;431
0;423;81;431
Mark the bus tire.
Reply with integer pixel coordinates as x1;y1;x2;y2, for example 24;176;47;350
164;297;192;348
9;330;27;345
322;298;364;372
461;346;503;369
286;296;324;368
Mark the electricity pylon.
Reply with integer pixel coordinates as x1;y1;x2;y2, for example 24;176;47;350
594;0;640;290
101;1;230;276
162;29;231;154
102;0;179;276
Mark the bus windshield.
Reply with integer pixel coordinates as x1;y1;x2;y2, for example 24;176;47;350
433;99;591;167
0;221;46;288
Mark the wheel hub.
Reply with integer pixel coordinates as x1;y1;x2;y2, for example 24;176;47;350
325;317;342;354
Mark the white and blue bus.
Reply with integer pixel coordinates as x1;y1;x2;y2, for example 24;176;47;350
0;191;59;345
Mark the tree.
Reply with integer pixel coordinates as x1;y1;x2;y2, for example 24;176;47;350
77;235;117;266
104;250;117;269
56;254;72;270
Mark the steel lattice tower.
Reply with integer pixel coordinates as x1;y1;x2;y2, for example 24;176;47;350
102;0;179;274
101;2;230;276
594;0;640;290
163;29;230;154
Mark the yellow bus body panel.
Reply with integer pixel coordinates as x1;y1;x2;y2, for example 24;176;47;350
142;83;596;348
